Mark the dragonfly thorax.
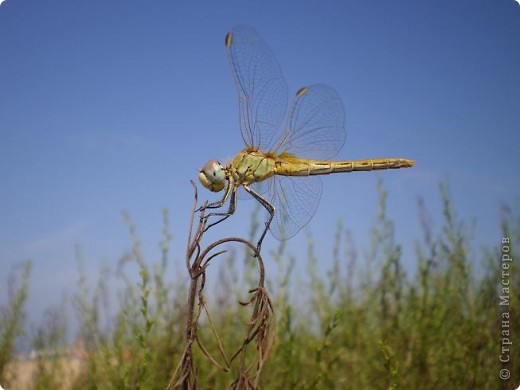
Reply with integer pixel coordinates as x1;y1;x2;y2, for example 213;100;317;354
230;149;276;186
199;160;226;192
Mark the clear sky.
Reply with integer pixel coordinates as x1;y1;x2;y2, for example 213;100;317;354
1;0;519;325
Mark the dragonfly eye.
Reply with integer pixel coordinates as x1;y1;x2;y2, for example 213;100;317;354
198;160;226;192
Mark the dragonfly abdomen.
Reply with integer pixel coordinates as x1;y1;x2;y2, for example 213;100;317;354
276;158;415;176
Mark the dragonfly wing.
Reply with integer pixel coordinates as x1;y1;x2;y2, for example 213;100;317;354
268;175;323;240
275;84;346;160
226;25;288;150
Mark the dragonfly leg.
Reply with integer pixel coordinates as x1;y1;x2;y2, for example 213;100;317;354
203;189;237;232
243;185;274;254
197;180;232;212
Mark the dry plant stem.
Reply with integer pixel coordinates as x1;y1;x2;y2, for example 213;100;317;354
169;182;274;390
168;181;203;389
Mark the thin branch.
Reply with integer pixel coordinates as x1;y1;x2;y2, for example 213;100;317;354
169;183;275;390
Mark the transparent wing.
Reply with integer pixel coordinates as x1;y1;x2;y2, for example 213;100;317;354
273;84;346;160
226;25;288;150
268;175;323;240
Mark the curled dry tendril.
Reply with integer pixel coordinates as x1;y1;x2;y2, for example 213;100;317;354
168;181;275;390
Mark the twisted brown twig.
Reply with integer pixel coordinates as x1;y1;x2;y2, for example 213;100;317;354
168;182;274;390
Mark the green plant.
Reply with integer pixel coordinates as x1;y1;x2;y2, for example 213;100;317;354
0;261;31;386
2;182;519;389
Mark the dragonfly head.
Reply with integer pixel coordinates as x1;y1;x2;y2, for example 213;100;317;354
199;160;226;192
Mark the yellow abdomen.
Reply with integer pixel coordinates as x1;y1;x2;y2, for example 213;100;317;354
275;153;415;176
230;150;414;185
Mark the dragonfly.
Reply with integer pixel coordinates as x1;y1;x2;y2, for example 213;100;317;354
198;25;414;252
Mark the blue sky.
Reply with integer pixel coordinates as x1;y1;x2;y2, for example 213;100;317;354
1;0;519;325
